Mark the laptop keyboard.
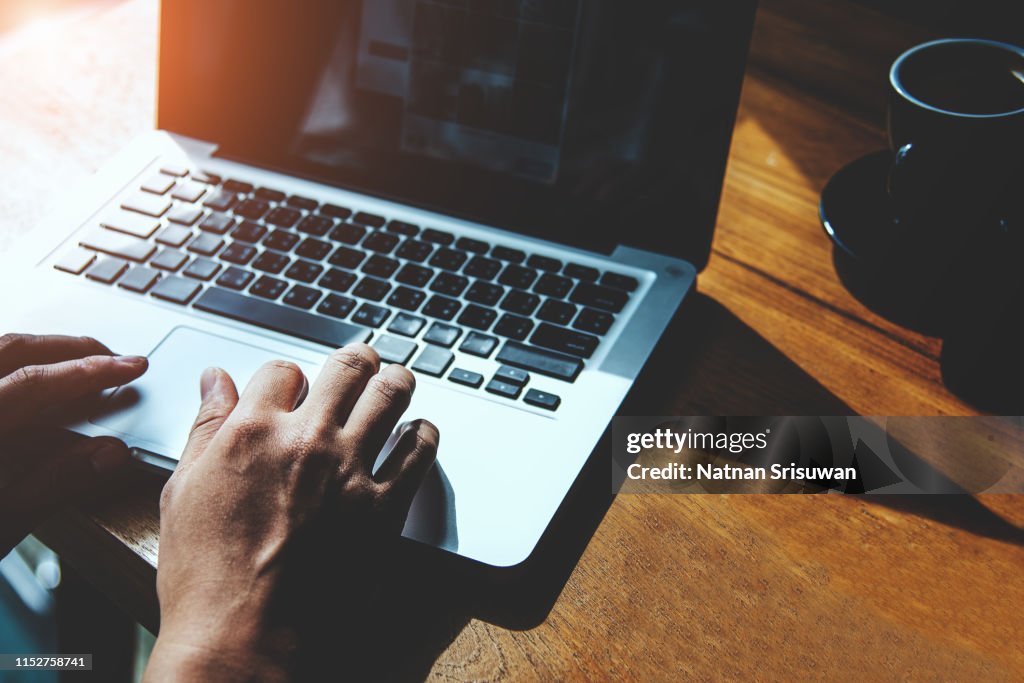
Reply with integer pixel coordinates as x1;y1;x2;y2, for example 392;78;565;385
54;164;642;412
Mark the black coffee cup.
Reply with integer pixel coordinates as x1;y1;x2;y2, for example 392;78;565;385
887;38;1024;229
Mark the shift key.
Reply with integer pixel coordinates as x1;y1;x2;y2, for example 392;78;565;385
495;340;583;382
80;228;156;262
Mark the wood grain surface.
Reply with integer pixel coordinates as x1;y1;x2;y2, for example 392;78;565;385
5;0;1023;680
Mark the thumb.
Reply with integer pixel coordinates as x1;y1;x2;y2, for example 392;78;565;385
178;367;239;469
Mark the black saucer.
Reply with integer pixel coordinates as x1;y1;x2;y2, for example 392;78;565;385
819;149;897;265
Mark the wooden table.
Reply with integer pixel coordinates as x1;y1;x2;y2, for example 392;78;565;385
4;0;1023;679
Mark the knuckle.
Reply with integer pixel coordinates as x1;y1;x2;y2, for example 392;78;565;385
366;373;412;404
5;364;44;390
0;333;27;357
327;345;378;376
191;403;231;435
262;359;304;383
226;415;273;444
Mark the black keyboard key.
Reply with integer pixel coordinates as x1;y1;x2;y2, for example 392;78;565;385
362;231;400;254
232;221;268;243
498;264;538;290
537;299;577;326
320;203;352;219
283;284;321;310
495;365;529;386
531;322;599;358
395;239;433;262
233;198;270;220
156;225;192;247
496;341;583;382
386;220;419;236
485;378;521;400
465;281;504;306
373;335;417;365
199;212;235;235
167;204;204;226
430;272;468;296
527;255;562;272
422;295;461;321
564;263;600;281
192;170;220;184
265;206;301;228
492;246;525;263
328;246;365;269
524;388;560;411
395;263;433;287
86;257;129;284
353;276;391;301
329;223;366;245
151;248;188;272
223;179;253;194
80;229;156;262
463;256;502;280
151;275;200;303
119;266;161;293
101;210;160;238
428;247;467;271
216;267;253;290
412;345;453;377
422;228;454;245
457;304;496;330
455;236;489;254
574;308;614;335
601;272;639;291
459;332;498;358
122;192;171;217
54;248;96;275
263;230;300;252
195;287;371;346
250;275;288;299
317;294;356;319
252;251;290;274
254;187;286;202
387;286;426;311
204;190;237;212
320;268;357;292
534;273;572;298
388;313;426;337
184;258;221;281
448;368;484;388
569;282;629;313
295;238;332;261
362;255;400;278
423;322;461;348
352;303;390;328
352;211;386;228
284;260;324;283
493;314;533;341
500;290;540;316
221;243;257;265
286;195;318;211
297;214;334;237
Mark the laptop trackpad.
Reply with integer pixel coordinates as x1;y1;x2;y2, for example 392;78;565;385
91;326;321;461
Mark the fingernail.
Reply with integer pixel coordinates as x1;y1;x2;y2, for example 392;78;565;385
200;367;220;398
90;441;127;474
116;354;148;368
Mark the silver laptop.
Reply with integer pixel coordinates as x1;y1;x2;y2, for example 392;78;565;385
2;0;755;568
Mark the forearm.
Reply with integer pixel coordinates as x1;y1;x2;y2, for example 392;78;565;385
144;638;292;683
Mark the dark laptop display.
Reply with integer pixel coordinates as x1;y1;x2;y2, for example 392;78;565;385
159;0;755;269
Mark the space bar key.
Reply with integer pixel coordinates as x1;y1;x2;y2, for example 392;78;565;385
194;287;372;349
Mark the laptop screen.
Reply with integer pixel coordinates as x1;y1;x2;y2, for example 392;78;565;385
158;1;754;269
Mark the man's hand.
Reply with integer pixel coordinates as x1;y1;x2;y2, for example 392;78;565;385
146;344;438;682
0;333;148;555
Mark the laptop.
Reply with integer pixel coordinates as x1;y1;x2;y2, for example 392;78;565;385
2;0;755;568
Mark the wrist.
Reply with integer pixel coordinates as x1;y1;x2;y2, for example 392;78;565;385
145;637;292;683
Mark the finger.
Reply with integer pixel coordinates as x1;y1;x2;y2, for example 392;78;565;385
0;436;129;553
344;364;415;463
375;419;439;511
0;334;113;378
0;354;148;433
302;344;380;426
233;359;308;417
178;367;240;469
